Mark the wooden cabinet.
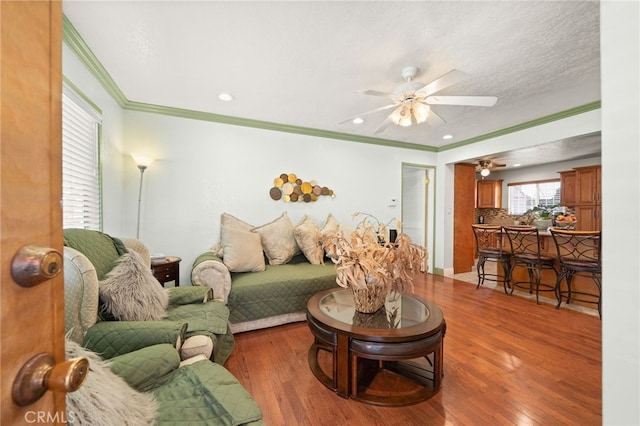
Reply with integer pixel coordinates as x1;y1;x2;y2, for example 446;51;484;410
476;180;503;208
559;170;576;206
151;256;182;286
574;165;601;231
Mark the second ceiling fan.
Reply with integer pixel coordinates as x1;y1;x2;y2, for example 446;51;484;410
342;66;497;134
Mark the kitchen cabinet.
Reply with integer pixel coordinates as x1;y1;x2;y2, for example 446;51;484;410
476;179;502;209
574;165;601;231
559;170;576;206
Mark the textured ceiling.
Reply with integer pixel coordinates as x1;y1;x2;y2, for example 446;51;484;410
62;1;601;164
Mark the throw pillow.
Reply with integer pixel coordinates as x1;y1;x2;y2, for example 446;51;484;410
294;216;324;265
215;213;255;256
99;251;169;321
252;212;300;265
221;226;266;272
65;339;158;426
319;213;341;258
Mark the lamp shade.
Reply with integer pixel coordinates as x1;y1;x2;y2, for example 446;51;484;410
131;153;155;168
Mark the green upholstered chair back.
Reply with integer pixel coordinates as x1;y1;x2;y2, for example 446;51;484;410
63;229;128;280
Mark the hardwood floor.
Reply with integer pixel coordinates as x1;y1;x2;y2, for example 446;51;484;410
225;273;601;425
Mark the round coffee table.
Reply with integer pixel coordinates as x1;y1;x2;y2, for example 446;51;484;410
306;288;446;406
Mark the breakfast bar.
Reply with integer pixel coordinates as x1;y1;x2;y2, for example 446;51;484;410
498;229;601;315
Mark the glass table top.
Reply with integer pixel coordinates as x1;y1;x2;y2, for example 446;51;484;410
318;289;430;330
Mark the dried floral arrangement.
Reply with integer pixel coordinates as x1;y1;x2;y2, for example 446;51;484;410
322;212;427;297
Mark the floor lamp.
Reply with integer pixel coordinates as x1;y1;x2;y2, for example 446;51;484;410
131;154;155;239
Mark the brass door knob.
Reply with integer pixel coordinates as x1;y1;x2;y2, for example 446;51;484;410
11;245;62;287
12;353;88;406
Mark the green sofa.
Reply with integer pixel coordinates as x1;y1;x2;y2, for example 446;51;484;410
192;252;338;333
63;228;264;425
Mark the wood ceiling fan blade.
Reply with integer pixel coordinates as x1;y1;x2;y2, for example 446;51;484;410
356;89;395;97
415;69;468;97
338;103;397;124
426;95;498;107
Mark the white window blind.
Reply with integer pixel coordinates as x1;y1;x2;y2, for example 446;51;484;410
62;84;102;230
508;180;561;215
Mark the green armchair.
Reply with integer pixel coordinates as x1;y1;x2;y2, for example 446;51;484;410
63;228;234;364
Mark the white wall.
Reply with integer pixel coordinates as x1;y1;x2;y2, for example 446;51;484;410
601;1;640;424
121;110;437;282
62;44;125;233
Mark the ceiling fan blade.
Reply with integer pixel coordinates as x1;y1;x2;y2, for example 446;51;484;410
338;103;397;124
415;69;469;97
424;108;446;127
356;89;395;97
373;117;391;134
426;95;497;107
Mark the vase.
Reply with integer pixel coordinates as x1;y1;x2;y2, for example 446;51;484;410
351;281;387;313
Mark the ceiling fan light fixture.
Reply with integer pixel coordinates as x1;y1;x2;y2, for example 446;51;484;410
413;103;430;124
480;167;491;177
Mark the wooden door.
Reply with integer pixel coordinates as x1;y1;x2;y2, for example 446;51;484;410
1;1;66;423
453;163;477;273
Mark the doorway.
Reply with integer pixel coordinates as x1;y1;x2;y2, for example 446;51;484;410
401;163;435;274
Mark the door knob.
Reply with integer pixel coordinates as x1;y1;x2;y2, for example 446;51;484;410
11;245;62;287
12;353;88;406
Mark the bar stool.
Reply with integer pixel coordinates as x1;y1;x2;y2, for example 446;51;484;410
503;226;558;305
471;224;511;293
549;229;602;318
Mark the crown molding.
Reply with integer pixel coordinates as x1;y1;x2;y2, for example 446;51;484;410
437;101;601;152
63;14;600;155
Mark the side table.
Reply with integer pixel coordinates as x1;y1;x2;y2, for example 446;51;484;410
151;256;181;287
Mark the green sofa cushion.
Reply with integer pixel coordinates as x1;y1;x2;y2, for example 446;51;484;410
228;262;338;324
109;343;181;392
153;360;263;426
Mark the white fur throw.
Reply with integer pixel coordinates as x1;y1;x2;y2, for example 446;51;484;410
99;251;169;321
65;339;158;425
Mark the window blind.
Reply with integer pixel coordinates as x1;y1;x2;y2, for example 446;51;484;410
62;84;102;230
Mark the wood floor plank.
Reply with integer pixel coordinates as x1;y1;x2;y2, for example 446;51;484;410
225;273;601;425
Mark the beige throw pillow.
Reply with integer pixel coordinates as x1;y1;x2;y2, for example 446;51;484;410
319;213;341;258
252;212;300;265
212;213;255;256
221;226;265;272
294;216;324;265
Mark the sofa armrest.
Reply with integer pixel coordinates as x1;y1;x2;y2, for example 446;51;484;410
191;251;231;303
109;343;181;392
168;286;215;305
82;320;187;359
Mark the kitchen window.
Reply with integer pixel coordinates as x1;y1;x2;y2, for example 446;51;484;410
508;179;561;215
62;82;102;230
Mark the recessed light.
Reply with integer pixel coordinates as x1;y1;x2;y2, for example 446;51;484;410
352;117;364;124
218;93;233;101
513;163;521;167
442;134;453;140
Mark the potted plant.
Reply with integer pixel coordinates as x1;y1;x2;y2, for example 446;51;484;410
321;212;427;313
525;204;559;229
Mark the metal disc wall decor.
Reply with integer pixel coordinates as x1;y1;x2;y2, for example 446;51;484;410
269;173;335;203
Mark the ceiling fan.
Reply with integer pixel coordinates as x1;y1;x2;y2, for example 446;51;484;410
476;159;506;177
341;66;497;134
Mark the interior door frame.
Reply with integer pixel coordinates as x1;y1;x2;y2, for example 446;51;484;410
401;163;436;274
